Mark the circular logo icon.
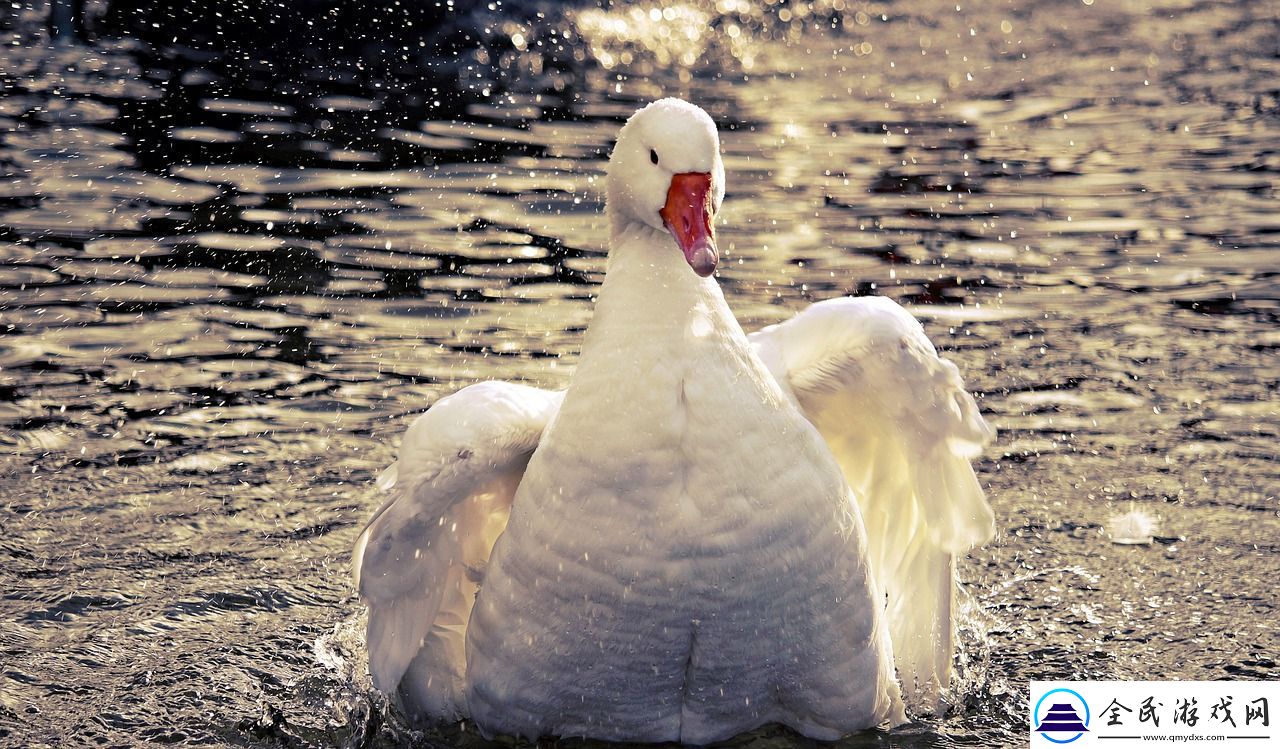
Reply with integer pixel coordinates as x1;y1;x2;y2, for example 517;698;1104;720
1034;688;1091;744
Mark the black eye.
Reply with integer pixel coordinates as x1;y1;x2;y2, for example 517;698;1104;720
649;149;659;165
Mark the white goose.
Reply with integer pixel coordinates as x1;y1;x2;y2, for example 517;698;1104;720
353;98;995;743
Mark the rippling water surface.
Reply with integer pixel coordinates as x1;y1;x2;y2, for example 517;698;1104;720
2;0;1277;746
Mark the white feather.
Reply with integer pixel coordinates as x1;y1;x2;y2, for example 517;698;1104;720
750;295;996;712
352;381;562;717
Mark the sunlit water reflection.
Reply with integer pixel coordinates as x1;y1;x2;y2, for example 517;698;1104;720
1;0;1277;746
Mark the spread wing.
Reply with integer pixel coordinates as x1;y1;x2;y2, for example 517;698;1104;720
750;296;995;714
353;381;563;719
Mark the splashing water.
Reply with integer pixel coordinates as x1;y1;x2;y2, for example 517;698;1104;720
1107;507;1159;546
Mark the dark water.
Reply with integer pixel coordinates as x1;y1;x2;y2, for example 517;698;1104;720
1;0;1278;746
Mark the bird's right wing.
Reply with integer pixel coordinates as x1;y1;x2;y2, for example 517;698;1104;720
353;381;562;719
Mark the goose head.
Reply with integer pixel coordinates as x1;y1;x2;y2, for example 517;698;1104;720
606;98;726;277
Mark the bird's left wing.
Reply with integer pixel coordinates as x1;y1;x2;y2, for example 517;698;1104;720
353;381;563;717
750;296;995;714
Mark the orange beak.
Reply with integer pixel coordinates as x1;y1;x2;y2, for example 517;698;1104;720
659;172;717;277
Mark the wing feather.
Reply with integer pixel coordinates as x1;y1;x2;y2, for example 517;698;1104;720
750;296;995;713
353;381;562;718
